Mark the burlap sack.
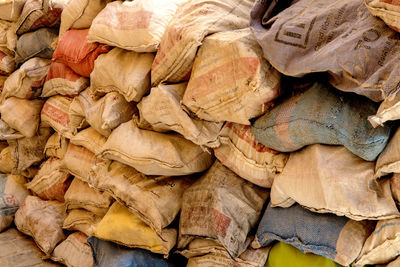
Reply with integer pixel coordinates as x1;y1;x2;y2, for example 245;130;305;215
0;75;6;90
251;82;391;161
215;122;288;188
355;218;400;266
8;127;52;174
68;88;100;134
16;0;66;35
93;202;177;256
86;92;137;137
70;127;106;154
367;0;400;31
0;174;29;233
151;0;254;85
391;173;400;204
183;28;281;125
253;204;374;266
100;120;214;176
59;0;112;37
42;61;89;97
250;0;400;102
137;82;223;147
1;57;50;101
64;178;113;216
44;132;69;159
88;0;185;52
0;119;24;140
20;166;39;179
179;161;268;258
41;95;73;138
26;158;71;202
90;47;153;102
89;160;196;235
0;146;14;173
0;20;17;51
376;127;400;178
63;209;103;237
0;48;15;75
0;0;26;21
271;144;399;220
52;232;94;267
15;195;66;255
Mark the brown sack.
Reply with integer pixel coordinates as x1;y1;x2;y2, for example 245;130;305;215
68;88;100;134
44;132;69;159
100;120;214;176
179;161;269;258
137;82;223;147
367;0;400;31
61;143;97;183
369;93;400;128
0;146;14;173
70;127;106;154
0;20;17;51
63;209;103;237
376;127;400;178
0;48;15;75
271;144;400;220
0;119;24;140
0;0;26;21
41;95;74;138
391;173;400;204
52;232;94;267
15;195;66;255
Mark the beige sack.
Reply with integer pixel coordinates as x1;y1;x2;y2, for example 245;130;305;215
0;0;26;21
183;28;281;124
369;93;400;128
52;232;94;267
61;143;97;182
0;146;14;173
59;0;113;37
86;92;137;137
63;209;103;237
151;0;253;85
64;178;113;216
0;47;15;75
0;97;43;138
90;47;153;102
271;144;400;220
0;20;17;51
137;82;223;147
87;0;185;52
41;95;74;138
367;0;400;31
26;158;71;202
1;57;50;101
0;119;24;140
215;122;288;188
69;88;100;132
391;173;400;204
44;132;69;159
376;127;400;178
90;160;196;234
355;218;400;266
100;120;214;176
15;196;66;255
386;257;400;267
70;127;106;154
179;161;269;258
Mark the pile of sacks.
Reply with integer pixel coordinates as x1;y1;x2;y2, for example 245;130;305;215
2;0;400;266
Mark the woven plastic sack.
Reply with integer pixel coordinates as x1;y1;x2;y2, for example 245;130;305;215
151;0;254;85
179;161;268;258
137;82;223;147
215;122;288;188
251;82;391;161
100;120;214;176
375;127;400;178
15;195;66;255
44;132;69;159
0;174;29;233
70;127;106;154
63;209;103;237
88;0;185;52
61;143;97;183
0;0;26;21
252;204;374;266
52;232;94;267
41;95;73;138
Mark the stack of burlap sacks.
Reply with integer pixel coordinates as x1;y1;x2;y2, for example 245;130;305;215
2;0;400;266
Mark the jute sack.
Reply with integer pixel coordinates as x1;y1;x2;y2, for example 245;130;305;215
16;0;66;35
0;48;15;75
375;127;400;178
0;75;6;90
90;47;153;102
179;161;268;258
151;0;254;85
61;143;97;183
391;173;400;204
15;195;66;255
93;202;177;256
215;122;288;188
271;144;400;220
26;158;71;202
0;20;17;51
100;120;214;176
250;82;391;161
367;0;400;31
87;0;185;52
251;0;400;102
42;61;89;97
59;0;113;37
44;132;69;159
68;88;100;134
64;178;113;216
52;29;110;77
0;119;24;140
137;82;223;147
0;174;29;233
0;146;15;173
8;127;52;174
70;127;106;154
0;98;43;137
52;232;94;267
1;57;50;101
89;160;196;235
355;218;400;266
63;209;103;237
183;28;281;125
41;95;73;138
252;204;374;266
0;0;26;21
85;92;137;137
15;27;57;64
